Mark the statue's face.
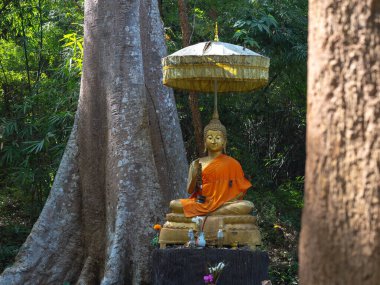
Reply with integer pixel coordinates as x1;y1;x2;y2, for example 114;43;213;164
205;130;225;153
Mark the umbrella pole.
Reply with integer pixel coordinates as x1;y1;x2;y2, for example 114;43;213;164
212;80;219;119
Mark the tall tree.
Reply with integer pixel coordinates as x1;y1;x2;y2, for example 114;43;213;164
177;0;204;156
300;0;380;284
0;0;187;284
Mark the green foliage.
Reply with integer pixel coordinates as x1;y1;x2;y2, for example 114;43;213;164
61;31;84;74
151;233;159;247
0;224;30;270
0;188;31;270
1;1;306;283
0;0;83;271
233;12;278;48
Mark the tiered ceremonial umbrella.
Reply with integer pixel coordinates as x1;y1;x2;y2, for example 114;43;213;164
162;40;270;115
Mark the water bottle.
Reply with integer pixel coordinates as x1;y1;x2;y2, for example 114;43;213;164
197;231;206;247
217;228;224;248
188;229;195;247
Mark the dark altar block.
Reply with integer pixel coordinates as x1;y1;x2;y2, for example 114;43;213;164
152;248;269;285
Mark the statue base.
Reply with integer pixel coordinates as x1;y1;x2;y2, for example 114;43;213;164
159;213;261;249
152;248;269;285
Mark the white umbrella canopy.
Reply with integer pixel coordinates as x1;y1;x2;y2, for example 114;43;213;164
162;41;270;93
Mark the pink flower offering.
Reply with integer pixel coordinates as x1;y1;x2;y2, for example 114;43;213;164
203;274;214;283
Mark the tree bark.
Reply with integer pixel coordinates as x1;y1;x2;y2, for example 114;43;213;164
0;0;187;284
300;1;380;284
178;0;204;156
188;92;204;156
178;0;191;47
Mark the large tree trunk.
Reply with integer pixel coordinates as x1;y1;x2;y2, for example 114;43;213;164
0;0;187;284
300;1;380;284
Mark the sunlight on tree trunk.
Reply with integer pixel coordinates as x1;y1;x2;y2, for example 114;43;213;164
300;0;380;284
0;0;187;284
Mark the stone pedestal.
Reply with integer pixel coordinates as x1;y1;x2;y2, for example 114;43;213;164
152;248;269;285
159;213;261;250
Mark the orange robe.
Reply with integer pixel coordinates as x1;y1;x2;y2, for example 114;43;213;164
180;154;252;217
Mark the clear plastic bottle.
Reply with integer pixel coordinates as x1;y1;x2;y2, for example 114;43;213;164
217;228;224;248
188;229;195;247
197;231;206;247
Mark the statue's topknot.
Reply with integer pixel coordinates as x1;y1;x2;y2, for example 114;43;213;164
203;92;227;145
203;113;227;141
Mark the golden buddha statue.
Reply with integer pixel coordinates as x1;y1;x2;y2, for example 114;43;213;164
159;112;262;249
169;114;253;217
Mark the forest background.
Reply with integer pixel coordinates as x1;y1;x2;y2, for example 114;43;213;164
0;0;307;284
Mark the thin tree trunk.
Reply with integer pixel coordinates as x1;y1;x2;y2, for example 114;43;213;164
178;0;191;47
299;1;380;284
17;0;31;94
178;0;204;156
0;0;187;284
188;92;204;156
35;0;43;86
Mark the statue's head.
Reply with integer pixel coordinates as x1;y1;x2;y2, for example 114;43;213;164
203;117;227;153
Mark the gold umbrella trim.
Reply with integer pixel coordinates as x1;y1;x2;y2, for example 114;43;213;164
162;55;269;66
163;79;268;93
162;54;269;92
163;63;268;71
163;66;268;93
